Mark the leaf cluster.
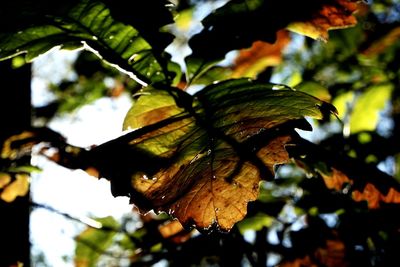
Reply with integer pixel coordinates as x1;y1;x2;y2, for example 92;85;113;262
2;0;400;266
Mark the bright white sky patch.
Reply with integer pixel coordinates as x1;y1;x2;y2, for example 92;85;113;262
30;49;135;266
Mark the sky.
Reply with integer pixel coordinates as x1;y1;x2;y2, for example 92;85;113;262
30;49;135;266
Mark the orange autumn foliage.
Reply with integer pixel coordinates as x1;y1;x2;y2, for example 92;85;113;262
321;168;400;208
288;0;361;41
280;239;347;267
232;30;290;78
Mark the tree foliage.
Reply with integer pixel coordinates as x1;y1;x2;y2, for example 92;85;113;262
1;0;400;266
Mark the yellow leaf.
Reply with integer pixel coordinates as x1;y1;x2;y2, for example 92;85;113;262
349;83;393;133
1;174;29;202
0;172;12;189
1;131;35;160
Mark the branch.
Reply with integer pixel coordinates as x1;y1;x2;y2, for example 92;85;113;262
31;201;141;243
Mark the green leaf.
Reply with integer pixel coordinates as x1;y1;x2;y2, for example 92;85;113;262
123;88;185;131
349;83;393;133
237;212;274;233
332;91;355;120
74;216;119;267
90;78;334;231
0;0;176;84
295;81;331;103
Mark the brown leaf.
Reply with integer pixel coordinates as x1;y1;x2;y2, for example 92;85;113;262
280;255;318;267
288;0;360;41
232;30;290;78
321;167;400;208
315;239;348;267
133;146;261;231
130;135;292;231
280;239;347;267
320;168;351;191
98;80;332;231
158;219;192;243
352;183;400;209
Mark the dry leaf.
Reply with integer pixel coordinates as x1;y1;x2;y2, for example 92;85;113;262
288;0;360;41
321;167;400;208
232;30;290;78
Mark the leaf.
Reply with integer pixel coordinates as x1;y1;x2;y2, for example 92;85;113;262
74;216;119;267
0;0;175;84
0;173;12;189
352;183;400;209
101;0;175;53
185;0;361;82
231;30;290;78
362;26;400;56
237;212;274;233
123;89;185;131
1;131;36;160
0;174;29;202
90;78;334;231
158;220;192;243
320;168;351;191
288;0;360;41
280;239;347;267
294;81;332;103
321;168;400;209
350;83;393;133
331;91;355;120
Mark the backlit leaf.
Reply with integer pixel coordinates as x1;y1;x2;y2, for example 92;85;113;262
123;89;185;131
0;173;11;189
158;220;192;243
349;83;393;133
186;0;361;82
0;0;175;84
0;174;29;203
280;239;347;267
321;168;400;209
294;81;332;103
231;30;290;78
237;212;274;233
352;183;400;209
288;0;360;41
320;168;351;191
74;216;119;267
91;79;334;231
